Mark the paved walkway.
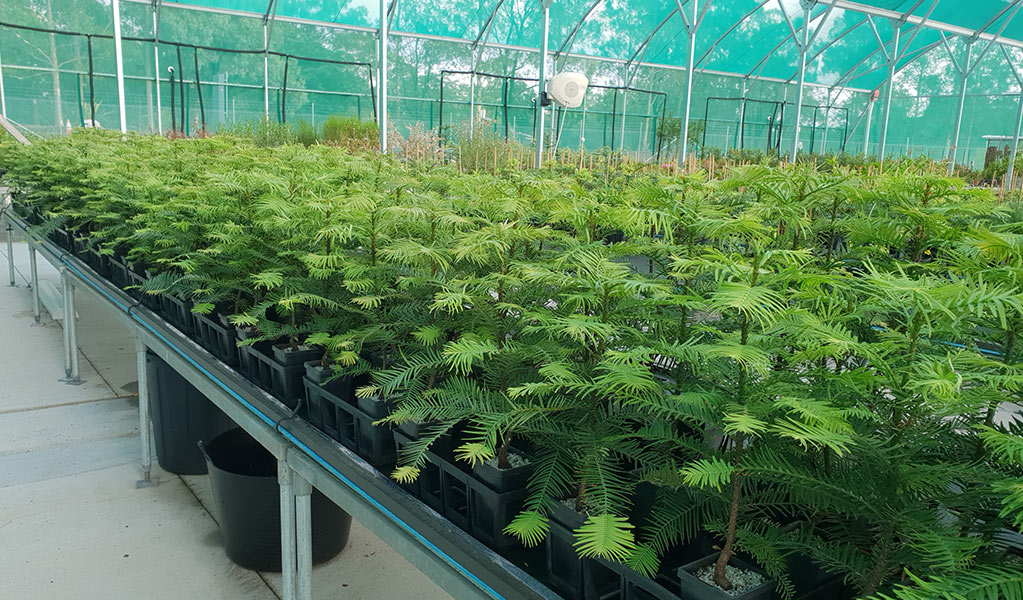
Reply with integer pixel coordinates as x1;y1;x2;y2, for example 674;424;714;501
0;226;452;600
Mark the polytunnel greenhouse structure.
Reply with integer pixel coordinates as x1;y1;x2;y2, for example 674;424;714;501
4;2;1023;600
3;1;1023;171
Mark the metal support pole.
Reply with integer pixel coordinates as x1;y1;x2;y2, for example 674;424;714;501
822;104;831;152
136;339;155;487
60;269;83;384
535;0;552;169
679;0;698;165
61;270;72;375
378;0;389;152
5;223;14;287
112;0;128;134
949;42;973;174
0;45;7;118
279;460;298;600
864;95;874;154
294;472;313;600
878;26;901;168
1007;89;1023;192
738;78;748;149
790;1;811;162
263;23;270;119
619;89;628;153
152;7;163;134
469;70;476;132
29;242;40;322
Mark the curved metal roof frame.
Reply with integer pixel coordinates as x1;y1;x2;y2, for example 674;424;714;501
122;0;1023;97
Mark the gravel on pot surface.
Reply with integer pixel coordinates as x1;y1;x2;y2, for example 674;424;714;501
484;449;530;469
694;564;765;597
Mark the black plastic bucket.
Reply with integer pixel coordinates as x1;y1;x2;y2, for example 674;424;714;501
148;352;234;474
199;428;352;571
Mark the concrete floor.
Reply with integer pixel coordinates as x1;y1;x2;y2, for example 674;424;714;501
0;226;453;600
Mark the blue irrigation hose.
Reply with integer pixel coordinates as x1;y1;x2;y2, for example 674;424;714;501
869;325;1004;358
59;257;507;600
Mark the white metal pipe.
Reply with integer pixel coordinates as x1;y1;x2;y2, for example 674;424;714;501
579;100;587;149
152;8;163;134
295;474;313;600
61;269;72;375
60;269;81;382
67;279;80;382
469;69;476;133
1006;89;1023;191
136;339;152;484
864;95;874;154
279;461;297;600
738;78;748;148
264;33;272;121
378;0;389;152
619;89;628;153
535;0;552;169
679;0;698;165
789;2;811;162
29;243;40;322
877;27;900;167
0;46;7;118
6;222;14;287
822;104;830;152
948;42;973;174
112;0;128;134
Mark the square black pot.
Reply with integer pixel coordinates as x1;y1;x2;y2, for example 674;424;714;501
126;267;161;312
108;256;132;289
85;248;111;278
676;553;774;600
392;430;527;553
240;343;310;408
303;361;354;399
304;378;395;468
193;312;239;368
546;501;622;600
471;452;534;493
272;343;323;366
160;294;194;336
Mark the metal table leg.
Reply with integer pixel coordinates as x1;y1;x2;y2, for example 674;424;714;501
279;458;298;600
294;471;313;600
136;339;156;487
29;241;40;322
6;221;15;287
60;269;84;385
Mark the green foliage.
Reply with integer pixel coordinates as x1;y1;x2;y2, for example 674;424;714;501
3;132;1022;600
321;115;379;152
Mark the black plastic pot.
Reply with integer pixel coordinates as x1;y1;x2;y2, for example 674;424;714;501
272;343;322;366
199;428;352;572
50;227;72;251
126;267;161;312
86;248;111;278
108;256;132;289
193;312;239;367
304;378;395;468
546;501;621;600
72;235;90;258
393;430;526;552
304;361;353;399
159;294;194;335
676;553;774;600
471;451;533;493
242;343;321;408
147;352;233;474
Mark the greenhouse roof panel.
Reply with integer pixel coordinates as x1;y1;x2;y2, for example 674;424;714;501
110;0;1023;91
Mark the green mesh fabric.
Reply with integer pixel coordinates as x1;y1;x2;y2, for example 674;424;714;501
1;0;1021;168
